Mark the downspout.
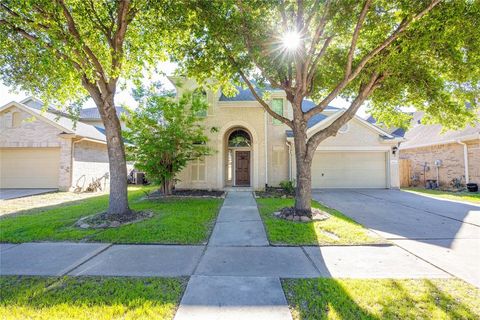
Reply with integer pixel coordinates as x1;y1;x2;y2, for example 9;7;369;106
457;140;469;184
264;110;268;188
286;141;292;180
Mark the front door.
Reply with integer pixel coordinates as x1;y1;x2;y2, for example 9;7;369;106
235;151;250;186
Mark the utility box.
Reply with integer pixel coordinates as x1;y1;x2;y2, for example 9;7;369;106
134;172;144;185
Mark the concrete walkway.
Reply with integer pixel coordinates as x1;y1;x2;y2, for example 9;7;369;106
0;191;455;319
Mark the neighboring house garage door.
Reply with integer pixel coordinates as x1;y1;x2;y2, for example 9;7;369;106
0;148;60;188
312;151;387;188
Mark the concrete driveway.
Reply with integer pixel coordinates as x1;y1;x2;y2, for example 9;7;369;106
313;189;480;288
0;188;57;200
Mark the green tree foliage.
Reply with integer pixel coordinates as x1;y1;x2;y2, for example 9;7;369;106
123;91;212;195
166;0;480;213
0;0;169;216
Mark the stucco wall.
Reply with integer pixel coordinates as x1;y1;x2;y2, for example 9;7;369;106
0;106;73;190
399;140;480;186
171;81;399;190
71;140;110;191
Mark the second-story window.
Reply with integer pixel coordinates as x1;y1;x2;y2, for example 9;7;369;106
193;88;208;117
271;98;283;125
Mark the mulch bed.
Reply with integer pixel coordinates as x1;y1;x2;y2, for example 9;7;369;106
75;211;153;229
255;188;294;198
148;189;225;199
273;207;330;222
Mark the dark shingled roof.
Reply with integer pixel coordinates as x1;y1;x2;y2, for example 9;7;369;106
365;115;406;137
80;107;127;120
22;97;127;120
219;84;279;101
285;100;338;137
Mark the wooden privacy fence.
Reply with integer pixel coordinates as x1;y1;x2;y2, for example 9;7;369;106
399;159;411;188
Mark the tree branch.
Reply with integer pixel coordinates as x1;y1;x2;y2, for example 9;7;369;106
238;68;293;127
57;0;108;84
236;0;287;91
0;19;83;71
305;0;441;120
345;0;372;76
306;72;383;156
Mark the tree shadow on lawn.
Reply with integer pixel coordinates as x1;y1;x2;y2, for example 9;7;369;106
0;188;222;244
0;276;187;319
282;277;480;320
257;197;382;245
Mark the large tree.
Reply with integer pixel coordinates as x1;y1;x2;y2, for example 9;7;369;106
169;0;479;214
0;0;167;217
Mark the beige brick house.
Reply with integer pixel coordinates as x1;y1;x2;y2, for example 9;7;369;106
172;78;403;190
0;97;123;191
399;112;480;187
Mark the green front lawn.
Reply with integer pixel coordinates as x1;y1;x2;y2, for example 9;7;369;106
0;276;186;320
404;188;480;205
283;278;480;320
256;198;383;245
0;186;222;244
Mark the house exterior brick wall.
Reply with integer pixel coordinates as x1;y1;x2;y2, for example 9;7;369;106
466;139;480;184
71;140;110;191
400;139;480;187
0;106;73;190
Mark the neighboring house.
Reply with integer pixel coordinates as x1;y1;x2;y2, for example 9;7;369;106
0;97;126;191
399;112;480;187
172;78;403;191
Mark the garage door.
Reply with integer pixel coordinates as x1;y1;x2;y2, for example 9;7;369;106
0;148;60;188
312;151;387;188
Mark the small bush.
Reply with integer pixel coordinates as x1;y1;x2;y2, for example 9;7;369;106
279;180;295;195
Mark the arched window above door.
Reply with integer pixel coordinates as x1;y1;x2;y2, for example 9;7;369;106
228;129;251;147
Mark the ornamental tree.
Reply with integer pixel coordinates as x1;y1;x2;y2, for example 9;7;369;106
123;90;212;195
0;0;168;217
168;0;480;214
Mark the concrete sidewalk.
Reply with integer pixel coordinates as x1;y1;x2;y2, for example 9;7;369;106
0;191;454;320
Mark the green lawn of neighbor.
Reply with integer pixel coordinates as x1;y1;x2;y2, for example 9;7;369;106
283;278;480;320
0;186;222;244
256;198;384;245
404;188;480;205
0;276;186;320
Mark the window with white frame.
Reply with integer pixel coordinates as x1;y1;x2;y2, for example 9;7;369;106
191;157;206;181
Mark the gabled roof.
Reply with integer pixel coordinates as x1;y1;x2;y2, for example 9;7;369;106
366;115;407;138
79;107;127;120
219;84;338;115
0;101;107;143
19;96;126;121
400;111;480;149
286;108;400;141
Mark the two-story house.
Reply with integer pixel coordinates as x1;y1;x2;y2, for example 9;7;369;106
171;78;403;191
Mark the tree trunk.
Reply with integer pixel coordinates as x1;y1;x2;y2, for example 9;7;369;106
98;96;131;216
161;179;174;195
292;123;313;215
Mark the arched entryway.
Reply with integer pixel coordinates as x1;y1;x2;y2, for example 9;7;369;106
225;128;253;187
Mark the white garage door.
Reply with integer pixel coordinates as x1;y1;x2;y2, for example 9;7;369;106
312;151;387;188
0;148;60;188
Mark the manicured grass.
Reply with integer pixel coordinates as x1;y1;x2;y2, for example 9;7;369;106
256;198;383;245
283;278;480;320
0;186;222;244
404;188;480;204
0;276;186;320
